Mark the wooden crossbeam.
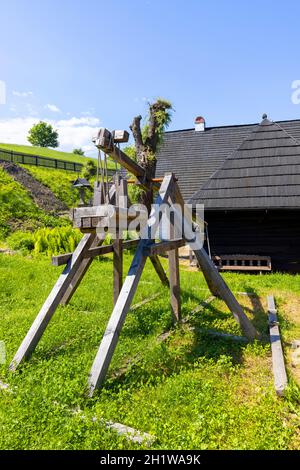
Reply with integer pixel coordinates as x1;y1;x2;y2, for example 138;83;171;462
267;295;288;396
143;239;185;256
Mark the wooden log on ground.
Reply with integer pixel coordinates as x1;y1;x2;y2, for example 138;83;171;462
9;232;97;370
268;295;288;396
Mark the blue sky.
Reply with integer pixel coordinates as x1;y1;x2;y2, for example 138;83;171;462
1;0;300;155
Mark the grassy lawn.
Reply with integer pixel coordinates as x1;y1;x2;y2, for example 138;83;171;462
0;253;300;449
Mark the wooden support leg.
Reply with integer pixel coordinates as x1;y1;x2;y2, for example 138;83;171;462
113;238;123;305
149;255;169;287
9;233;97;370
88;240;148;395
168;248;181;322
60;234;105;306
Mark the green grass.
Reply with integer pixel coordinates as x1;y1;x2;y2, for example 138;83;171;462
0;254;299;450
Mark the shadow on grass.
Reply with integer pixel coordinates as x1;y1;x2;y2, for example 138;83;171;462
101;292;268;394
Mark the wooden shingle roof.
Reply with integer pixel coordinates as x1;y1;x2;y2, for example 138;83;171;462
156;118;300;204
189;118;300;209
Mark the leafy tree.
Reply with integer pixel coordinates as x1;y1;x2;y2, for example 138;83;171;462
130;98;173;211
73;148;85;156
27;121;59;148
81;159;97;180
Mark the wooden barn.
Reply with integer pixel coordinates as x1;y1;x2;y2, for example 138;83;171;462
156;116;300;273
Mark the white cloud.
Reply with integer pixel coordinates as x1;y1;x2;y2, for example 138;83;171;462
12;90;33;97
45;103;61;113
0;116;101;153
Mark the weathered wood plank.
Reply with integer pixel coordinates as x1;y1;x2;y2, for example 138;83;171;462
268;295;288;396
9;232;97;370
60;234;106;305
148;255;169;287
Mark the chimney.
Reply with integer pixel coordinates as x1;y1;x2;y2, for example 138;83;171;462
194;116;205;132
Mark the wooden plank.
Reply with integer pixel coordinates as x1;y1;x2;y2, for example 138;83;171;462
149;255;169;287
9;232;97;370
113;238;123;305
171;182;258;341
267;295;288;396
168;248;181;322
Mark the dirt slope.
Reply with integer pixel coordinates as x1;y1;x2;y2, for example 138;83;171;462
0;161;68;213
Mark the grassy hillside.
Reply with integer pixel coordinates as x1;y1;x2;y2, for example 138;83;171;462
0;254;299;449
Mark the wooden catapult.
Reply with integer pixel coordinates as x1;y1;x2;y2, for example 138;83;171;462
9;128;258;396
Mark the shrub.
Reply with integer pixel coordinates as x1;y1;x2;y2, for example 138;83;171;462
7;226;82;257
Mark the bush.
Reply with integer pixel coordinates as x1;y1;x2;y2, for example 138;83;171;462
7;226;82;257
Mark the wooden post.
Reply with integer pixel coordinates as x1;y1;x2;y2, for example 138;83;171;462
9;232;97;370
268;295;288;396
171;182;258;340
